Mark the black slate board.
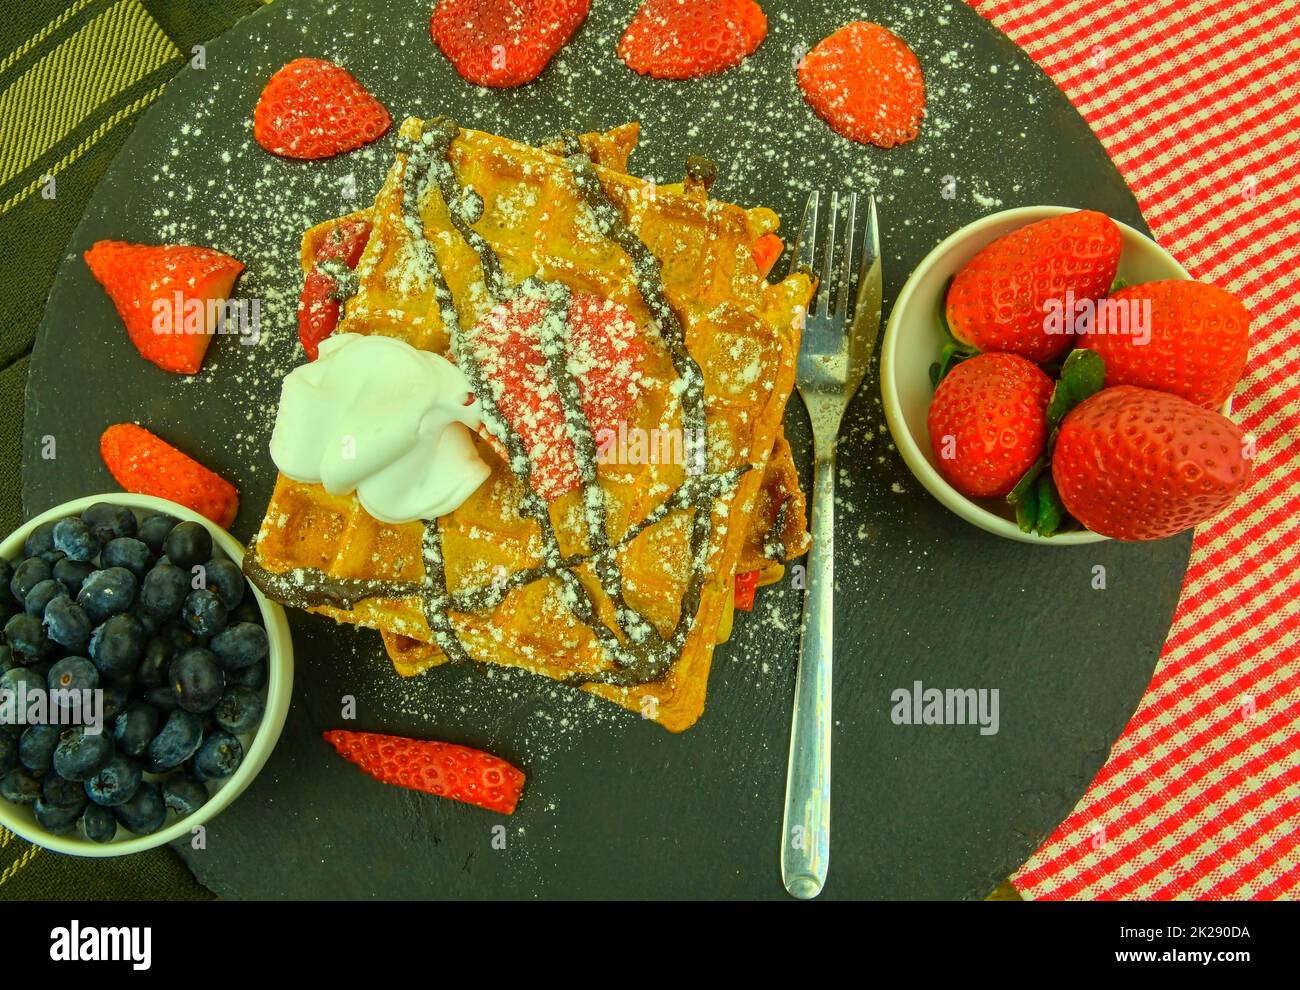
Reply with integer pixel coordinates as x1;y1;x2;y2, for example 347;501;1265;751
23;0;1189;898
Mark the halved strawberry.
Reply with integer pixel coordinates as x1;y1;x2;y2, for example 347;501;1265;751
323;730;526;815
798;22;925;148
618;0;767;80
298;218;372;360
100;423;239;528
430;0;591;88
84;240;244;375
469;290;645;501
254;58;391;159
734;569;760;611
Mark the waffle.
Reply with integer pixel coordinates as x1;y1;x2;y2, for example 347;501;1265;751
245;117;814;731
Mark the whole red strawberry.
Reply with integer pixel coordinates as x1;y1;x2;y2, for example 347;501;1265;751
100;423;239;527
298;218;372;360
1079;280;1250;409
254;58;390;159
618;0;767;80
798;22;925;148
431;0;590;88
927;352;1053;499
946;210;1122;364
84;240;244;375
323;730;526;815
469;288;645;501
1052;386;1252;541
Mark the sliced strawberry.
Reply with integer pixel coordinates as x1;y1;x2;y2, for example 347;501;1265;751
323;730;526;815
298;218;372;360
469;290;645;501
734;569;760;611
254;58;391;159
798;22;925;148
618;0;766;80
430;0;591;88
100;423;239;528
84;240;244;375
751;233;783;278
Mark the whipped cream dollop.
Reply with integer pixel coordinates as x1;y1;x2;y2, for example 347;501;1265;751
269;333;490;524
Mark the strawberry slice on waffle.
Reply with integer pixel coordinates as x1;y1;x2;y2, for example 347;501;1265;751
469;291;646;501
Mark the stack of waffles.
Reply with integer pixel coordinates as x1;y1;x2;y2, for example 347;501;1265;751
245;117;813;731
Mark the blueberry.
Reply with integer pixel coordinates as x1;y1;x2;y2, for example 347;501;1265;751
77;567;137;624
203;558;246;610
100;684;129;722
192;730;243;781
23;521;57;560
145;709;203;771
212;687;264;735
140;563;188;617
161;620;201;655
42;772;87;809
138;638;170;688
24;578;67;617
19;724;60;771
138;514;178;556
209;622;268;671
145;686;180;713
0;768;40;804
34;797;82;834
81;502;137;543
164;522;212;571
89;613;145;679
113;702;161;757
84;754;142;807
129;603;161;638
47;656;99;698
161;775;209;815
0;558;14;607
2;665;45;702
101;538;152;580
182;589;227;637
0;733;14;775
52;558;97;596
114;780;166;835
52;517;101;562
52;726;114;781
170;648;224;713
6;612;51;662
0;641;15;673
230;598;263;626
42;597;92;652
11;556;52;602
79;802;118;843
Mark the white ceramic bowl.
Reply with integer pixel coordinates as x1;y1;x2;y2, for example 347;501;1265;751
880;205;1207;545
0;493;292;856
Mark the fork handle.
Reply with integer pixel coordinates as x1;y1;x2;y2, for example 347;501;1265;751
780;443;835;899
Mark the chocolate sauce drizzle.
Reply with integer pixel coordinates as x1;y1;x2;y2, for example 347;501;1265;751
245;118;752;689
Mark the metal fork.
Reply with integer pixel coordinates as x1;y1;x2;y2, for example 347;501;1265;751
780;190;882;900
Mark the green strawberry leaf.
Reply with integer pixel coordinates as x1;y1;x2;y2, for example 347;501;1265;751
1046;348;1106;430
1006;456;1045;507
1015;483;1039;534
1035;474;1065;537
1109;276;1128;293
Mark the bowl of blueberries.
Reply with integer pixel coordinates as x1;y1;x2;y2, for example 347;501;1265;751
0;494;292;856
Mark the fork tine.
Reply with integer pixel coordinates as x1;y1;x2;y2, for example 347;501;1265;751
833;193;857;324
817;192;839;320
792;190;819;279
858;194;879;297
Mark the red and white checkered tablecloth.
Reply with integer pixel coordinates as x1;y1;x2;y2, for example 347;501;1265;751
960;0;1300;900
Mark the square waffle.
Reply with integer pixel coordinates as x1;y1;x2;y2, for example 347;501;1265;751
245;117;814;730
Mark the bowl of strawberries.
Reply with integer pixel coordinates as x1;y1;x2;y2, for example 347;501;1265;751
880;206;1254;544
